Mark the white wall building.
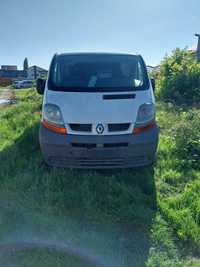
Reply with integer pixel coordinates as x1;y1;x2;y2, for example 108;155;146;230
26;66;47;80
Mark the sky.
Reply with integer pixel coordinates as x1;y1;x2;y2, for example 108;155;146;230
0;0;200;69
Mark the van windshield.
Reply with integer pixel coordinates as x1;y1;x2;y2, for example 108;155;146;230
49;54;149;92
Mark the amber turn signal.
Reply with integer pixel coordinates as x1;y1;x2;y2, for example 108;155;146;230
42;119;67;134
133;121;156;134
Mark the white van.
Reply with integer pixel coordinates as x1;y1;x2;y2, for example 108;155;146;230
36;53;159;168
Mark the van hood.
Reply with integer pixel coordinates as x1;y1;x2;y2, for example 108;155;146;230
45;90;153;124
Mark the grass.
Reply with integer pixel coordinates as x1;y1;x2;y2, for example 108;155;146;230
1;249;92;267
0;87;200;266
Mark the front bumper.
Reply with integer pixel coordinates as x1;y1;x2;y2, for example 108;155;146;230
39;124;159;169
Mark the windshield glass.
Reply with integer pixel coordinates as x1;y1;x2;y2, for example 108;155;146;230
49;54;149;92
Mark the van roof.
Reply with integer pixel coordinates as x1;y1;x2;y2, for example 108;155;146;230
56;52;140;57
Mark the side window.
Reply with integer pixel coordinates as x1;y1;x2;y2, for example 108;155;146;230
137;62;143;81
131;61;144;87
52;62;61;83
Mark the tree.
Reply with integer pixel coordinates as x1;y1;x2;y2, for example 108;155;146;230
23;58;29;71
157;48;200;105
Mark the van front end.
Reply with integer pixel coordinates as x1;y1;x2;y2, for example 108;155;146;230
37;53;159;169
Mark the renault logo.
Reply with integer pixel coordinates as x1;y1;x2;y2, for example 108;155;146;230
96;124;104;134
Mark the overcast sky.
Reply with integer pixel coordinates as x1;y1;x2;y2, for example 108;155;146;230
0;0;199;69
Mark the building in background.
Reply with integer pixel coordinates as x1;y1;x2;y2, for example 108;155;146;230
147;65;160;75
0;66;26;86
0;58;47;86
26;65;47;80
188;34;200;62
1;65;18;71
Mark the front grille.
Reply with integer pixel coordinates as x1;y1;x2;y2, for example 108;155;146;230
76;158;124;167
71;143;129;148
71;143;96;149
108;123;130;132
69;124;92;132
48;156;148;168
104;143;128;148
69;123;131;133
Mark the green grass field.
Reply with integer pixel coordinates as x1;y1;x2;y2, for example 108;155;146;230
0;88;200;266
2;248;92;267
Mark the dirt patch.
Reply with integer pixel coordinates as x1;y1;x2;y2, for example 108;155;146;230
0;88;16;107
0;89;15;100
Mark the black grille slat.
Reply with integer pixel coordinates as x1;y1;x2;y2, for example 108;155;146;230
71;143;128;148
108;123;130;132
71;143;96;148
103;94;136;100
69;124;92;132
104;143;128;148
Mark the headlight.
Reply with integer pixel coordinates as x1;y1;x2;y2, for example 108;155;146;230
135;103;155;125
42;104;66;134
43;104;64;125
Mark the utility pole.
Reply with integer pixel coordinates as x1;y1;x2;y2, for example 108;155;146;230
195;33;200;62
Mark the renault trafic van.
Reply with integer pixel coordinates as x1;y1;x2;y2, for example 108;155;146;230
36;53;159;168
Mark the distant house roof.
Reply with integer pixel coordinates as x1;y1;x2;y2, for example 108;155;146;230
147;65;160;73
28;65;47;72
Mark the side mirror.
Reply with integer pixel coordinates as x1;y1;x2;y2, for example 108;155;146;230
151;78;155;91
36;78;46;95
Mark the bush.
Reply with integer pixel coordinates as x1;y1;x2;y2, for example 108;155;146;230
173;110;200;170
157;48;200;105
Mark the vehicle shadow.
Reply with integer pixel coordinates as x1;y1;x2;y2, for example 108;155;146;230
0;123;157;267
